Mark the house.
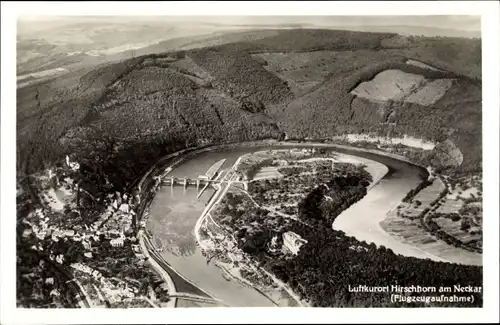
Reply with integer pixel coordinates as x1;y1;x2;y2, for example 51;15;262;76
110;237;124;247
108;229;120;237
119;203;129;213
65;155;80;171
64;230;75;237
50;289;60;297
36;231;47;240
22;228;33;238
349;245;368;253
52;230;63;237
282;231;307;255
84;252;93;259
82;240;91;250
45;277;54;285
56;254;64;264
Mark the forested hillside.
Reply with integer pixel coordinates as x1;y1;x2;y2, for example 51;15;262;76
17;29;482;184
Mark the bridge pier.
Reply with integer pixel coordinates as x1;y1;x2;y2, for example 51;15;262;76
170;176;174;188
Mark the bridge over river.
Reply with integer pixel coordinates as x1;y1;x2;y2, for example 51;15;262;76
158;158;246;198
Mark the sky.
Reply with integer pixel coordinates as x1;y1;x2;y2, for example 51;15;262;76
18;15;480;31
17;15;481;40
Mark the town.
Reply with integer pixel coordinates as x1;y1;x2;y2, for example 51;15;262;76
17;155;170;308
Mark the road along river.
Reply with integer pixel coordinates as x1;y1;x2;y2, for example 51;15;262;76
144;143;446;307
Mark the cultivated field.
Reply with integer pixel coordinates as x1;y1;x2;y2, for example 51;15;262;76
380;175;482;265
433;217;482;245
381;209;482;265
434;198;463;214
405;79;454;106
350;69;453;105
351;69;426;101
398;180;446;219
253;166;284;181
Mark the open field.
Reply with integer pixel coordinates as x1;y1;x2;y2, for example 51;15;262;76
405;78;455;105
434;198;463;214
434;217;482;245
351;69;426;101
42;187;74;212
253;166;284;181
350;68;453;105
380;175;482;265
398;179;447;219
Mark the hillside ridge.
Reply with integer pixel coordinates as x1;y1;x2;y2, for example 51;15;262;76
17;28;481;177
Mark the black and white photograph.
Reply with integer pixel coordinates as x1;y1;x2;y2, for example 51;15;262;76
1;1;499;324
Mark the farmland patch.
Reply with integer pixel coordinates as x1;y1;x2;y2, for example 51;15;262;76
405;79;454;106
350;69;454;105
351;69;426;101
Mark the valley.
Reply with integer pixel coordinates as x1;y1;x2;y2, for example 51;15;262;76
15;25;483;308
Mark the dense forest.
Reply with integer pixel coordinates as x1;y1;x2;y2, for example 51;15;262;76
270;219;482;307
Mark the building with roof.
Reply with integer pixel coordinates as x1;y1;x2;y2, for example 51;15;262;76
282;231;307;255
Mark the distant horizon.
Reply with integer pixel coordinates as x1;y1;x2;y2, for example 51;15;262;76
17;15;481;38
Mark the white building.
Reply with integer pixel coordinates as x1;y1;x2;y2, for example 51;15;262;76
119;203;129;213
50;289;60;297
82;240;91;250
56;254;64;264
22;228;33;238
282;231;307;255
66;155;80;171
110;233;125;247
64;230;75;237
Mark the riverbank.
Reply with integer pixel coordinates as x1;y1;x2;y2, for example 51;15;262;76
137;230;177;308
136;139;462;307
193;155;308;307
195;148;392;307
136;141;411;303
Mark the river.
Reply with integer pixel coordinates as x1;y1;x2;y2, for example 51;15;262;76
145;144;429;307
